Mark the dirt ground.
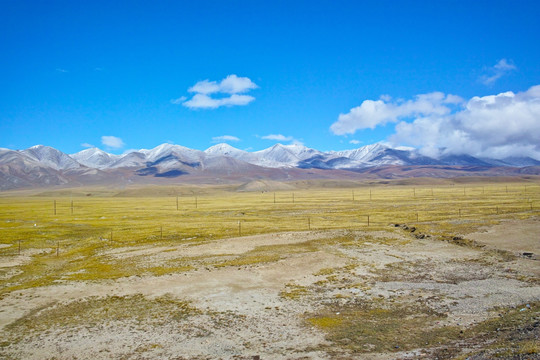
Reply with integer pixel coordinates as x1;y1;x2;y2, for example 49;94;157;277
1;220;539;359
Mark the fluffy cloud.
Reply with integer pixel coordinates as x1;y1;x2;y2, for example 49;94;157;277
183;94;255;109
212;135;240;143
81;143;94;148
480;59;517;85
332;85;540;160
101;136;125;149
330;92;463;135
349;140;361;145
389;85;540;159
178;75;258;109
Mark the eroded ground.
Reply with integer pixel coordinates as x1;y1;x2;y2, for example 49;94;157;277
1;217;539;359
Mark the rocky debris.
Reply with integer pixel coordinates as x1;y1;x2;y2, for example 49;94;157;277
393;224;429;240
521;252;537;260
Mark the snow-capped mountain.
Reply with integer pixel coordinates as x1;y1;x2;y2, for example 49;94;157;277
23;145;81;170
205;143;248;158
71;147;120;169
139;143;205;164
1;142;539;190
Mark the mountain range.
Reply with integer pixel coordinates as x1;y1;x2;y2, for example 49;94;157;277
1;143;539;190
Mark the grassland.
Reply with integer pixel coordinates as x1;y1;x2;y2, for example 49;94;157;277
0;179;539;359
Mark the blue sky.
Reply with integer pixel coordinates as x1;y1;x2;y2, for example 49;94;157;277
1;1;540;158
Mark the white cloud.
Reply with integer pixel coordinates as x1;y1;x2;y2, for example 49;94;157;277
480;59;517;85
81;143;94;148
183;93;255;109
330;92;463;135
170;96;187;104
219;75;258;94
332;85;540;160
55;68;69;73
388;85;540;159
349;140;361;145
261;134;294;142
212;135;240;143
101;136;125;149
176;75;258;109
260;134;303;145
188;80;221;94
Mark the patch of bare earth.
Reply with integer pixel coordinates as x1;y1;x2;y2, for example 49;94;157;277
1;221;540;359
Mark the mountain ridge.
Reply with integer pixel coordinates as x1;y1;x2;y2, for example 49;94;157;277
1;143;539;190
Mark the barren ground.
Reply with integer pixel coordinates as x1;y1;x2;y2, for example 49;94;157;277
1;217;539;359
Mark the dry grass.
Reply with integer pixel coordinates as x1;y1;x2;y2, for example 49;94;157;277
0;182;538;293
0;181;539;358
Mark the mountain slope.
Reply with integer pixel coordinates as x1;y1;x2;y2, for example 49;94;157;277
71;148;120;169
23;145;81;170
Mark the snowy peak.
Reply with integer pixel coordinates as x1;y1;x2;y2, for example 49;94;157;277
141;143;205;163
250;143;321;168
71;148;120;169
1;142;538;181
22;145;81;170
254;144;300;167
333;143;389;162
205;143;246;157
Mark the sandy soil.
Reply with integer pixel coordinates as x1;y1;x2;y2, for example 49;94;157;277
1;220;539;359
468;217;540;254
